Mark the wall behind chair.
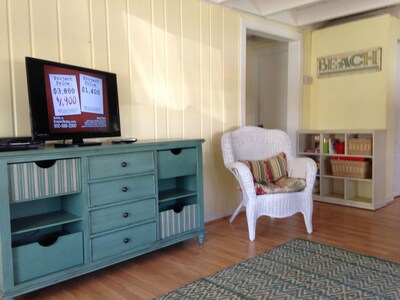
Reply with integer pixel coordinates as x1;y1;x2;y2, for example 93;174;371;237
0;0;241;221
309;14;400;201
0;0;303;220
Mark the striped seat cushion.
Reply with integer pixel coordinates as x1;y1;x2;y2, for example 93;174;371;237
241;152;288;183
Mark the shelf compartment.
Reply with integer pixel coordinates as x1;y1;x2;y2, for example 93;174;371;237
159;188;197;202
320;177;344;199
345;180;372;204
321;133;345;155
347;133;373;155
13;231;83;284
298;133;320;154
11;211;82;235
320;156;333;175
158;175;196;198
159;194;197;211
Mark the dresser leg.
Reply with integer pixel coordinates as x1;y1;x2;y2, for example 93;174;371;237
197;233;205;244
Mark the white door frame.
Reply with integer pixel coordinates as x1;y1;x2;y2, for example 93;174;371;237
392;41;400;197
240;18;303;150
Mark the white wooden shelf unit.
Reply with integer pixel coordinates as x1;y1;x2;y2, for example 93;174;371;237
297;130;386;210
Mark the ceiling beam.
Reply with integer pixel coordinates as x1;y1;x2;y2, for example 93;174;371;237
259;0;324;16
293;0;400;26
205;0;400;28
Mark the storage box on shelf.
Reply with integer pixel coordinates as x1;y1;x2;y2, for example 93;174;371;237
297;130;386;210
348;137;372;155
0;139;205;300
330;157;371;179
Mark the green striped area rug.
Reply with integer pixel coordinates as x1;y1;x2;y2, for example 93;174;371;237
157;239;400;299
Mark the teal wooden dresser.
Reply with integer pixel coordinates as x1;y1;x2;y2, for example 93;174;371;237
0;139;205;299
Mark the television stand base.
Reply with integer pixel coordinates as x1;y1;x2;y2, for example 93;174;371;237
54;142;102;148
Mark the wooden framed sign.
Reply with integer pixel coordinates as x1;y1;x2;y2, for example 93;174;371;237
317;47;382;78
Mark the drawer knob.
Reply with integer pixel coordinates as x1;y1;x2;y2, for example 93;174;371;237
123;238;130;244
121;187;128;192
121;162;128;167
123;212;129;218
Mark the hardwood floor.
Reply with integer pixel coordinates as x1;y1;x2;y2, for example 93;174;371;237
18;199;400;299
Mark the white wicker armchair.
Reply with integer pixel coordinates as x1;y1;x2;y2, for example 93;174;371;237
221;126;317;241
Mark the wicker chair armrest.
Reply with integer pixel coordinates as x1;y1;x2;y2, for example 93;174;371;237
226;161;257;201
287;157;317;192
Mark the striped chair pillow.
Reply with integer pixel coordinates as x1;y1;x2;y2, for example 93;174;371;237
241;152;288;183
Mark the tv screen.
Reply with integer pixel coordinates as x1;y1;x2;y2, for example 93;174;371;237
25;57;121;146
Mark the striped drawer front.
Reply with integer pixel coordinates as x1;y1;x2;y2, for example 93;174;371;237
159;204;197;239
8;159;81;202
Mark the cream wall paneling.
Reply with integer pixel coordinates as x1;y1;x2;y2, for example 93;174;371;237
1;0;248;219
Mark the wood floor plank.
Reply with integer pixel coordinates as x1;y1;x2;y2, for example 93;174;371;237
17;199;400;299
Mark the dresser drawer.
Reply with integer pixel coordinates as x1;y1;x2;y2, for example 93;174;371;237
91;222;157;261
8;158;81;202
90;198;156;234
157;148;197;179
89;174;156;207
160;204;198;239
88;151;155;180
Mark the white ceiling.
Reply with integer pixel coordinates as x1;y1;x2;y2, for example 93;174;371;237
205;0;400;29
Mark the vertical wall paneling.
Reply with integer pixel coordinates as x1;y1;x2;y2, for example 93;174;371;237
1;0;307;219
222;9;239;130
58;0;91;67
165;0;183;138
31;0;59;61
210;5;224;215
182;0;201;139
130;0;155;139
152;0;167;139
9;0;31;136
89;0;108;71
221;9;240;212
108;0;131;136
0;0;14;136
88;0;94;66
199;2;212;216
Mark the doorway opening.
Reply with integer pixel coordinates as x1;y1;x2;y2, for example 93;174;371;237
246;37;288;130
240;18;303;150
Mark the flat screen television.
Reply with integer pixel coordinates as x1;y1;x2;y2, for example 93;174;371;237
25;57;121;147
